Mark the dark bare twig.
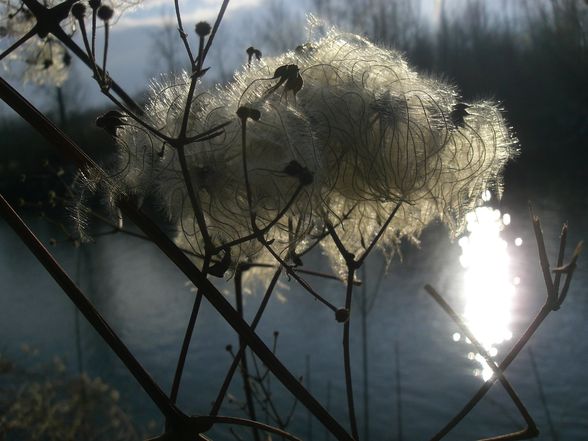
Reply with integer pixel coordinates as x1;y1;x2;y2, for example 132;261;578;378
210;267;281;416
355;201;402;267
0;26;37;61
552;224;568;297
343;267;359;440
0;75;355;441
427;208;582;441
169;275;205;404
0;193;185;424
204;415;303;441
234;267;261;441
174;0;195;68
425;285;538;440
529;203;555;302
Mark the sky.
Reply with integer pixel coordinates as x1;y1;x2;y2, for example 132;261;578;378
0;0;521;115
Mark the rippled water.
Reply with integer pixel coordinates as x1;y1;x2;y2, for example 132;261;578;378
1;194;587;440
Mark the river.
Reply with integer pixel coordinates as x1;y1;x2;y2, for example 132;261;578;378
1;191;586;440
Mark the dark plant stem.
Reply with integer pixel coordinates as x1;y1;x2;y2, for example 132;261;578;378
205;416;302;441
101;22;109;82
0;25;37;61
429;302;551;441
360;269;369;441
174;0;195;68
210;268;282;416
0;193;184;423
91;7;97;58
425;285;538;438
0;75;354;441
73;14;101;82
343;266;359;440
176;143;212;253
169;268;206;404
55;29;141;112
234;268;261;441
260;239;338;312
240;115;255;226
355;201;402;267
529;204;555;300
199;0;230;65
552;224;567;307
196;34;205;74
56;86;67;128
214;184;303;253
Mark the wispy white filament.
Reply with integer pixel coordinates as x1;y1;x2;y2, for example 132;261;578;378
111;23;517;274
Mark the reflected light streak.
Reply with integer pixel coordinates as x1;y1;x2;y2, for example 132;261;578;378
458;202;517;380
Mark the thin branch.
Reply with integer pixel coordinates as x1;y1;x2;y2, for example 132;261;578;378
51;26;142;114
427;208;581;440
428;301;551;441
101;21;110;85
176;143;213;253
234;267;261;441
0;25;37;61
529;203;556;303
325;220;354;265
343;266;359;440
91;6;97;58
0;193;184;423
73;14;101;83
210;267;282;416
355;201;402;267
184;120;233;143
261;240;339;312
1;70;355;441
174;0;196;68
553;241;582;309
206;415;303;441
425;285;538;439
199;0;230;65
214;184;304;254
169;270;206;404
552;223;568;296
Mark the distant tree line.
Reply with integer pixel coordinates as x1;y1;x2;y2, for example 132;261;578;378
2;0;586;203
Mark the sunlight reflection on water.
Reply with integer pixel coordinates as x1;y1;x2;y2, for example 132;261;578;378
456;195;522;380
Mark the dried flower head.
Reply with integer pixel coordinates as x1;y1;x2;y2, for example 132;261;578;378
195;21;212;38
0;0;139;86
97;5;114;21
109;24;516;275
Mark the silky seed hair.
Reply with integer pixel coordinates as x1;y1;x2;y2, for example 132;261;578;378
109;22;516;275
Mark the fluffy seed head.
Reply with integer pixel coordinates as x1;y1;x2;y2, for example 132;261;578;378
108;24;517;275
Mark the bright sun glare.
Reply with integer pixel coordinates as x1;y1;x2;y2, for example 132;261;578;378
456;192;522;381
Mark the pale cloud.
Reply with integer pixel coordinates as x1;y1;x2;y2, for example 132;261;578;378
113;0;262;30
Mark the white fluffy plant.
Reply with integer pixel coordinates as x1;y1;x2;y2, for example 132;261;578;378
111;22;516;276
